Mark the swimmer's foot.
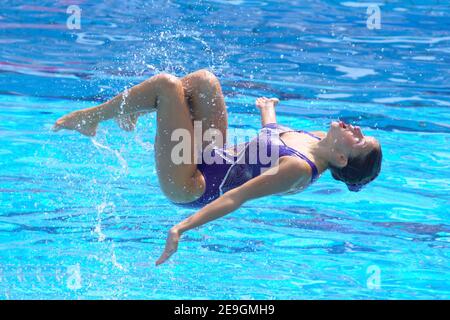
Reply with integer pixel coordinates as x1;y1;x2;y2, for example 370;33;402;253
255;97;279;109
52;110;99;137
115;112;141;132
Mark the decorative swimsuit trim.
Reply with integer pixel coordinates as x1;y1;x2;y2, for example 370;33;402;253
218;142;249;196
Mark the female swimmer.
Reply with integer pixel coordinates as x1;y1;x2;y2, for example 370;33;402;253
52;69;382;265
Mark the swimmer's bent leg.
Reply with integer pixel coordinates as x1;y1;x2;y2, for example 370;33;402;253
53;73;183;136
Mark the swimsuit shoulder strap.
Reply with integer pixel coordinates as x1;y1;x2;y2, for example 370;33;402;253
280;145;319;183
294;130;322;141
263;123;322;140
263;122;320;183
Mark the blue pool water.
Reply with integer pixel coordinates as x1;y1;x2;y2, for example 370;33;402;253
0;0;449;299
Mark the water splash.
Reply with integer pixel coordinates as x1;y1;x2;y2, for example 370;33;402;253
93;202;112;242
90;136;129;176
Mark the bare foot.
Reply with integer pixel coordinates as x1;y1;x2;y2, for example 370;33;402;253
52;110;98;137
255;97;279;109
115;112;141;132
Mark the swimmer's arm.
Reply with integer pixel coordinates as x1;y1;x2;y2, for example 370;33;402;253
256;97;279;126
155;158;307;265
178;158;306;232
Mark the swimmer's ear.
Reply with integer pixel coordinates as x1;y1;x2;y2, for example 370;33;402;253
337;153;348;168
331;152;348;168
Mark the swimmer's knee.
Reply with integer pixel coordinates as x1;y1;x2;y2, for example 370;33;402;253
152;73;182;92
194;69;220;88
196;69;217;80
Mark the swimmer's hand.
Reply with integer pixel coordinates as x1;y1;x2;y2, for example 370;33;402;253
256;97;279;126
155;227;180;266
255;97;279;110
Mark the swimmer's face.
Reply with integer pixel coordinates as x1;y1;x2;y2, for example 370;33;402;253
328;121;379;159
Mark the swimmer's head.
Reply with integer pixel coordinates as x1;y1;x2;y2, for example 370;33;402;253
325;121;382;191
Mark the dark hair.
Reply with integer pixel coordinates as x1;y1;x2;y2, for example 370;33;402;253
330;144;382;192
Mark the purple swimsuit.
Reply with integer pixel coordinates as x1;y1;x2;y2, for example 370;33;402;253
172;123;321;208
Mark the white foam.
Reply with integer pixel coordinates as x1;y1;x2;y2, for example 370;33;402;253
374;96;450;107
388;78;409;83
317;93;352;99
91;137;129;175
334;65;377;79
312;35;450;45
340;2;383;8
411;56;436;61
342;36;450;44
